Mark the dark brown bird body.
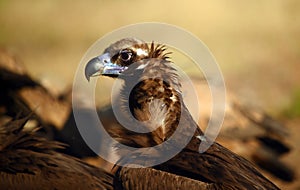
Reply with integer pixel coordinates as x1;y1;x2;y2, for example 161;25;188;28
0;116;114;190
85;38;280;189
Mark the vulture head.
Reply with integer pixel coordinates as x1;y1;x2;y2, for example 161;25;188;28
85;38;170;80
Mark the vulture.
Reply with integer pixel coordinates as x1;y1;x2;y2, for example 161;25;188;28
0;116;114;190
85;38;280;189
0;48;95;158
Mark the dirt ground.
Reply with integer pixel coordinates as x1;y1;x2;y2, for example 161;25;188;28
1;1;300;189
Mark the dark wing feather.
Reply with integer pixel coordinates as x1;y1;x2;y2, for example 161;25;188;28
0;116;114;190
155;104;280;190
114;167;217;190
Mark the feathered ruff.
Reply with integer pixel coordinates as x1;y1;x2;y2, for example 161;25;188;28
148;42;172;60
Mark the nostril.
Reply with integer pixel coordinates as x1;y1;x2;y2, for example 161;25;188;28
98;53;111;64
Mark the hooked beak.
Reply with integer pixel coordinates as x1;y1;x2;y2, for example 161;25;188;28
85;53;128;81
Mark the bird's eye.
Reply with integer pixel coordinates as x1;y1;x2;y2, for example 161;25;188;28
119;49;133;62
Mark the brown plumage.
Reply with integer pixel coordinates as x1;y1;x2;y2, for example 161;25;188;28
114;167;216;190
0;115;114;190
85;38;280;189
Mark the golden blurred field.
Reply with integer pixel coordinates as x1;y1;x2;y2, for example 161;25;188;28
1;0;299;113
1;0;300;189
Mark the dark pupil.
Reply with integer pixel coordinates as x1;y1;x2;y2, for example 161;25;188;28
120;51;131;61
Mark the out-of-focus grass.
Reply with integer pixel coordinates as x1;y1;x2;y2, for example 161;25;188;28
0;0;299;114
283;89;300;118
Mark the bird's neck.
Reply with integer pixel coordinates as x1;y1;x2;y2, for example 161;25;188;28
130;80;181;141
117;60;185;145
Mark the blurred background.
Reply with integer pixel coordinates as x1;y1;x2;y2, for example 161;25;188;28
1;0;299;113
1;0;299;189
